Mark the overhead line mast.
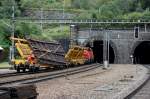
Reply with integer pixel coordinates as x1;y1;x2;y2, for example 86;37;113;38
11;5;15;61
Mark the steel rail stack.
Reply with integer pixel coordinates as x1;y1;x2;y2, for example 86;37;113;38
27;39;67;67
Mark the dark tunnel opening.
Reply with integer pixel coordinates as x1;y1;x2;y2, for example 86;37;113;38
92;40;115;64
133;41;150;64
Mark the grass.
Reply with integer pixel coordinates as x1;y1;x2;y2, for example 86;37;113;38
42;26;69;39
30;25;70;41
0;62;10;68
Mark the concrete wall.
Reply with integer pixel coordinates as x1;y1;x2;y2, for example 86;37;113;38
77;29;150;64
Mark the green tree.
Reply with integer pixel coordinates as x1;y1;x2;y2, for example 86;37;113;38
0;0;20;18
123;12;143;19
0;20;11;48
139;0;150;9
15;23;41;38
142;9;150;19
98;2;122;19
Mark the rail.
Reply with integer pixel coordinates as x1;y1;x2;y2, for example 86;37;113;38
124;65;150;99
0;63;100;86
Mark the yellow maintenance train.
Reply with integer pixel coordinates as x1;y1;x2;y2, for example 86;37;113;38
10;37;94;72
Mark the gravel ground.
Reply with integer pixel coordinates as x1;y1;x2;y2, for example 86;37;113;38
131;79;150;99
130;65;150;99
0;64;98;85
0;69;16;74
36;64;149;99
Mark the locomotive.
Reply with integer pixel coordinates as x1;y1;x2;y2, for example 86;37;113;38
65;46;94;65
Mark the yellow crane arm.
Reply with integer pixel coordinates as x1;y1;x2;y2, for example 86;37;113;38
10;37;28;43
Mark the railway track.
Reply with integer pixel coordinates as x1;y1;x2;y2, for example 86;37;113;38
0;69;55;78
125;65;150;99
0;63;100;86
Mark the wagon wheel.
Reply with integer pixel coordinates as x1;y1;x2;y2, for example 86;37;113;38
22;68;26;72
17;66;20;73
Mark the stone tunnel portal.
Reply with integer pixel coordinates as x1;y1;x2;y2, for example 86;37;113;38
92;40;115;64
133;41;150;64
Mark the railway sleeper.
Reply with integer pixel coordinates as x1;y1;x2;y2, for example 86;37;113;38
15;63;40;73
0;84;38;99
29;65;39;73
0;90;10;99
16;64;27;73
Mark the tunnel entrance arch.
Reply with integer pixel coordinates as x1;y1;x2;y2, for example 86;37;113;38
92;40;115;64
133;41;150;64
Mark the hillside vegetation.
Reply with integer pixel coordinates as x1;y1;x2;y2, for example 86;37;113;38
19;0;150;19
0;0;149;50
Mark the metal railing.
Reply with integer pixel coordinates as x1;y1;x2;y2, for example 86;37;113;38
14;18;150;24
